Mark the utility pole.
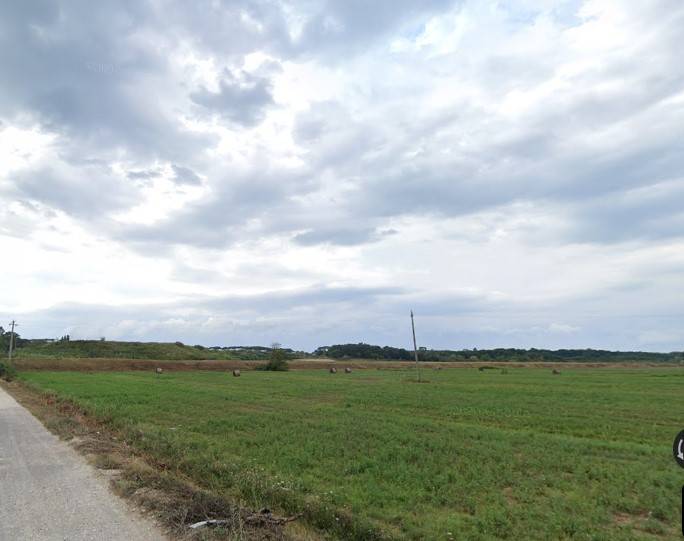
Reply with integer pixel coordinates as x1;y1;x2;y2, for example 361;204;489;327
410;310;421;382
8;320;17;366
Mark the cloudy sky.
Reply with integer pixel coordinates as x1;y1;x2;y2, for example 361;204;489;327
1;0;683;352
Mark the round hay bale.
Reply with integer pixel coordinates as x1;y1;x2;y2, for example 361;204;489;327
155;367;163;374
344;367;352;374
329;367;337;373
232;369;241;377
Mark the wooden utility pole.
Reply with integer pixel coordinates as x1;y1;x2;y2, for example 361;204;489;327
8;320;17;366
410;310;421;382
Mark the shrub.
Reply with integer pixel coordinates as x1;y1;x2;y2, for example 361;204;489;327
0;362;18;381
261;345;289;371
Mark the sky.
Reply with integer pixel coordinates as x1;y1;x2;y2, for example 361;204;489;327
1;0;683;352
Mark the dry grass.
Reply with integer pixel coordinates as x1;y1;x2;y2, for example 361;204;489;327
13;356;679;372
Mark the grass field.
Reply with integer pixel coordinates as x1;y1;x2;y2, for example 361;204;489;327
19;368;684;540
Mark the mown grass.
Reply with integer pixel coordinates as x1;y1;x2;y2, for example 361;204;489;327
20;368;684;540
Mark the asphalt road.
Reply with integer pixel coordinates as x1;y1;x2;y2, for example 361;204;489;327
0;386;166;541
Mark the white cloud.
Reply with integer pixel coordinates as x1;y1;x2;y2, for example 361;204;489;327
0;0;683;351
548;323;580;334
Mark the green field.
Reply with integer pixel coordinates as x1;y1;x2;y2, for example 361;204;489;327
20;368;684;540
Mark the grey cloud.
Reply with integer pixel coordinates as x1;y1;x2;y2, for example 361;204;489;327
118;165;315;249
280;4;684;246
199;285;406;311
171;262;227;284
14;280;684;351
562;179;684;244
293;115;328;143
14;284;410;350
172;260;317;285
127;164;203;186
157;1;292;59
117;0;684;252
294;0;459;58
4;0;684;352
12;165;137;219
293;226;377;246
119;74;684;251
171;164;202;185
0;0;297;232
292;101;386;180
127;168;161;181
0;201;55;238
190;71;275;126
0;1;212;163
292;224;397;246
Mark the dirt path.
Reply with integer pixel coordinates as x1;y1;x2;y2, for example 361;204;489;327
0;385;166;541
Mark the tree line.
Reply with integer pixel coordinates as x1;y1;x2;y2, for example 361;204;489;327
0;326;29;353
5;335;683;363
313;343;684;363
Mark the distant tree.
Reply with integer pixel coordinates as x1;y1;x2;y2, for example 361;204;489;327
0;327;25;354
263;342;289;371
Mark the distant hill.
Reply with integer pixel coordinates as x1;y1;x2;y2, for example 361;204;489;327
314;343;684;363
9;337;683;363
13;339;302;361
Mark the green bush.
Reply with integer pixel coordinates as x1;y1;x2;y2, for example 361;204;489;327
261;346;290;371
0;362;17;381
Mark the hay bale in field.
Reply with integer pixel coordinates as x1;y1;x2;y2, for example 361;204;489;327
232;369;241;377
329;367;337;373
552;369;561;375
344;367;352;374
